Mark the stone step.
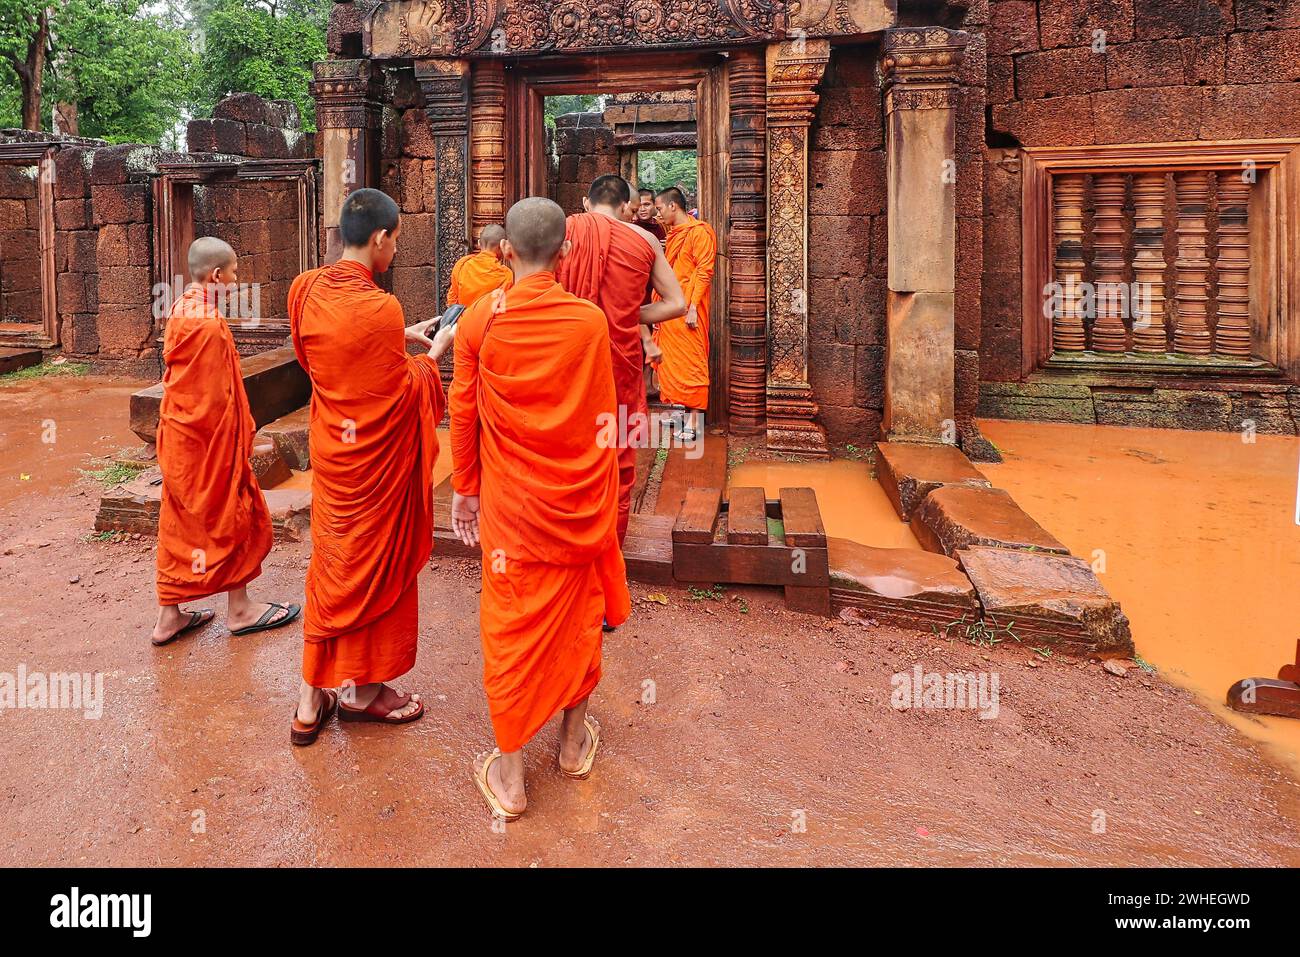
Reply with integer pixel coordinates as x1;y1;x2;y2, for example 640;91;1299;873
875;440;990;521
0;346;42;375
911;484;1068;557
828;537;979;630
257;406;310;470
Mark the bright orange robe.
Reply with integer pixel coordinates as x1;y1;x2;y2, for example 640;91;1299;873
653;216;716;410
156;284;273;604
447;250;512;308
288;260;445;688
450;271;631;753
556;212;657;544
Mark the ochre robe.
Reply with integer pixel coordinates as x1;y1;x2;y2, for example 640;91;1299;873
556;212;657;544
156;284;273;604
289;259;445;688
447;250;512;308
653;216;716;410
450;271;630;753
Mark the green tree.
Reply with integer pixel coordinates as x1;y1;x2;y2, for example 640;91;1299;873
196;0;327;131
0;0;195;142
545;94;603;131
639;149;698;198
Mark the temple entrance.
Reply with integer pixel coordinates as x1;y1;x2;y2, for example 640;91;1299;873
501;52;731;426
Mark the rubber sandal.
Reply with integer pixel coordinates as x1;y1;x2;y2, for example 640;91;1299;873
559;715;601;781
151;608;215;646
474;749;522;822
230;601;301;636
290;689;337;747
337;684;424;724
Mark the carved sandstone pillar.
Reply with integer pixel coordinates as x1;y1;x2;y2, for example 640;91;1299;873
415;58;471;313
765;38;831;457
1130;172;1169;353
879;27;967;442
1173;170;1212;355
1214;173;1251;357
1051;173;1087;351
727;48;768;435
311;59;384;263
469;60;507;245
1090;172;1128;352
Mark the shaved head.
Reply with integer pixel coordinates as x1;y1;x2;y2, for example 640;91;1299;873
588;174;631;208
478;224;505;251
503;197;566;265
656;186;687;210
188;236;236;283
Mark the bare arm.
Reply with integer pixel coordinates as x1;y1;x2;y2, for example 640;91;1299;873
640;247;686;326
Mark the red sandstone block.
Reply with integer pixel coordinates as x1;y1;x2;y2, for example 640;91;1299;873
239;220;272;256
1038;0;1133;49
55;198;89;230
1135;0;1232;40
990;96;1095;147
212;92;275;126
399;157;425;213
808;339;856;406
1199;83;1300;137
989;1;1040;55
854;345;885;408
1226;29;1300;83
54;232;69;272
0;167;34;201
53;149;91;199
96;304;154;353
0;198;26;230
954;349;981;417
327;0;370;55
245;122;292;159
89;144;158;186
238;187;271;222
1016;46;1106;98
95;224;131;267
55;272;91;312
421;160;439;214
62;313;99;355
809;214;873;280
960;32;989;87
390;266;439;318
400;109;436;158
1090;86;1202;143
389;70;422;111
394;212;435;266
820;406;882;447
1104;38;1214;88
129;224;152;267
1236;0;1300;29
987;56;1015;104
186;118;247;156
91;183;148;226
97;265;152;306
810;150;885;217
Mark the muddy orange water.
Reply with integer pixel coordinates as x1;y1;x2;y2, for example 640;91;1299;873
0;375;146;507
978;418;1300;771
728;458;922;549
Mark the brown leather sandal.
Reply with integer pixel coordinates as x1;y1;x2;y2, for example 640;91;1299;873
290;688;337;747
337;684;424;725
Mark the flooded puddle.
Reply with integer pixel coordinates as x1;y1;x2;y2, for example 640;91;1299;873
728;458;921;550
978;418;1300;771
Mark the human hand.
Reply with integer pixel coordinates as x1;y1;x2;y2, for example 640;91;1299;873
405;317;438;348
684;306;698;330
429;322;456;361
451;492;480;548
643;337;662;365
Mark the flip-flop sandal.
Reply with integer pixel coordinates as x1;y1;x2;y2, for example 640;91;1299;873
337;684;424;724
290;688;338;747
151;608;215;646
474;749;522;822
559;716;601;781
230;601;302;636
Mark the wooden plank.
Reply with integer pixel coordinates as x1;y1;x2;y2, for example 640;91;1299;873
672;486;722;544
784;584;832;617
726;486;768;545
673;542;829;586
779;487;826;548
653;432;729;516
623;513;675;585
631;444;656;513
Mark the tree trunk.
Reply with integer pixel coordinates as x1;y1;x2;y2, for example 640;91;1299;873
20;9;49;132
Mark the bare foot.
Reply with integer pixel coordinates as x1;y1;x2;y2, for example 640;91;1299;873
476;750;526;817
227;602;295;633
151;607;214;645
346;683;422;720
559;714;599;775
296;687;328;725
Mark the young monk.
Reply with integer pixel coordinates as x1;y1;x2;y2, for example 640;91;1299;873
556;174;685;546
447;224;512;308
152;237;300;646
632;187;666;244
653;186;717;441
450;197;631;820
287;188;455;746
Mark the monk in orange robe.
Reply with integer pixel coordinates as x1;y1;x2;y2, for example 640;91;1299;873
287;188;455;747
447;224;512;308
450;197;631;820
152;237;299;646
653;186;717;440
556;174;684;545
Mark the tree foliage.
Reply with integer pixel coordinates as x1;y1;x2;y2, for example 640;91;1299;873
639;149;698;199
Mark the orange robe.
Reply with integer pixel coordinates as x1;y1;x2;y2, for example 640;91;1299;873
156;284;273;604
653;216;716;410
288;260;445;688
450;271;631;753
556;212;657;544
447;250;512;308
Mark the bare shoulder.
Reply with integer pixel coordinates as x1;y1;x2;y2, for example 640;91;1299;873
618;219;663;256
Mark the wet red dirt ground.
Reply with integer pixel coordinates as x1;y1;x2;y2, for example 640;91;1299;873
2;376;1300;866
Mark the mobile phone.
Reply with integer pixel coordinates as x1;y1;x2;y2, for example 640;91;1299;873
437;304;465;332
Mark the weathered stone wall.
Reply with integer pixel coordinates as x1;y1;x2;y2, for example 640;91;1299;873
0;164;41;328
977;0;1300;432
187;93;314;160
808;44;887;447
550;111;619;214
